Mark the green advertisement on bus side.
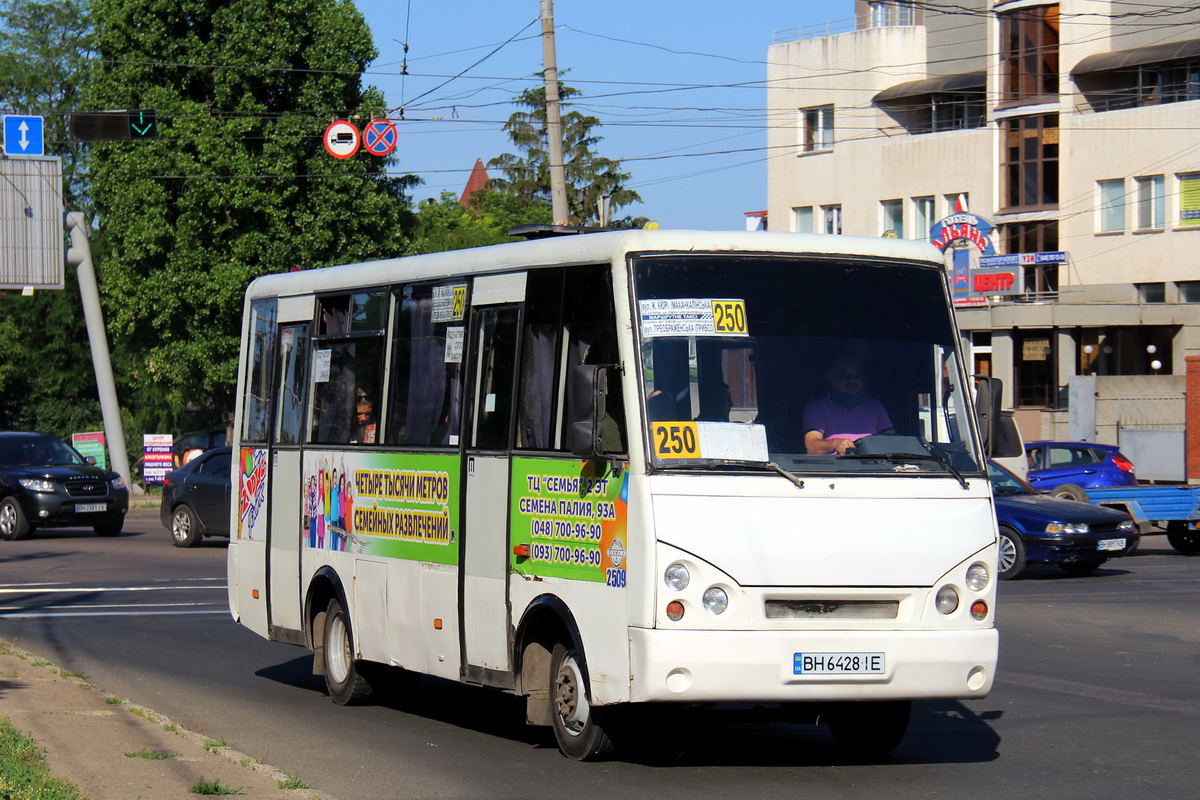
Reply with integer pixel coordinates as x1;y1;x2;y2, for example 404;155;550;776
509;458;629;585
302;451;460;565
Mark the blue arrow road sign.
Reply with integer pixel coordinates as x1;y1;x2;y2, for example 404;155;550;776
3;115;45;156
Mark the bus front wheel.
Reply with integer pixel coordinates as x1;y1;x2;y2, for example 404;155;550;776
550;643;613;761
825;699;911;758
322;598;375;706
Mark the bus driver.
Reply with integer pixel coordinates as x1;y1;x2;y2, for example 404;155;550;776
803;354;893;455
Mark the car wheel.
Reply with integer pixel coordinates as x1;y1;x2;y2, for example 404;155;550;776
0;497;33;541
170;505;202;548
1050;484;1089;502
551;642;614;761
1059;559;1104;576
322;598;375;706
825;699;911;758
93;518;123;537
997;525;1027;580
1166;521;1200;555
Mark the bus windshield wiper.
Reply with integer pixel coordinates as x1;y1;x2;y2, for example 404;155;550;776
659;460;804;489
838;450;969;490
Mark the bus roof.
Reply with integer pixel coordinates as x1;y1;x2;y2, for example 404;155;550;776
245;229;945;299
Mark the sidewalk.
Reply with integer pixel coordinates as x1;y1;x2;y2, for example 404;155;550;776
0;640;334;800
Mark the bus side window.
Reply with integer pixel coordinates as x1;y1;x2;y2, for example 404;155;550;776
562;268;625;455
386;282;467;447
241;299;277;444
308;293;387;445
516;270;564;451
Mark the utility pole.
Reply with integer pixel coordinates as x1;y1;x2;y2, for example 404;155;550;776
540;0;570;225
65;212;132;491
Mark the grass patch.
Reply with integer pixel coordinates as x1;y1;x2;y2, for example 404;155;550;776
125;747;174;760
276;774;309;789
56;669;86;680
189;776;242;795
105;696;123;705
163;723;178;732
31;660;51;667
0;717;85;800
129;707;147;718
201;738;229;752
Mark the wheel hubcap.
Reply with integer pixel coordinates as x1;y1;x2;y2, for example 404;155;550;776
0;506;12;535
172;512;190;541
555;655;589;735
998;535;1015;572
327;613;351;684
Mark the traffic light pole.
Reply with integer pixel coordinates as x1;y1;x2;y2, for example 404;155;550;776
65;212;132;491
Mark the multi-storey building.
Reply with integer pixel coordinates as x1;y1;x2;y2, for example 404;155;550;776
767;0;1200;463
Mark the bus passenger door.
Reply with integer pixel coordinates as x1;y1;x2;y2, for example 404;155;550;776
462;300;521;677
267;321;310;639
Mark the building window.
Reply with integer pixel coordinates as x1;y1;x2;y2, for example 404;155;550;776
880;199;904;237
822;204;842;234
1001;114;1059;211
1137;282;1165;303
1080;59;1200;112
1179;172;1200;228
791;206;814;233
1179;281;1200;303
870;0;915;27
945;193;969;216
801;105;834;153
913;196;935;240
1015;329;1057;408
931;92;986;131
1098;179;1125;232
1001;220;1059;295
1000;4;1059;104
1136;175;1165;230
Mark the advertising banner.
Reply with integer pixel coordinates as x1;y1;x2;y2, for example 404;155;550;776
143;433;173;484
71;431;107;469
510;458;629;587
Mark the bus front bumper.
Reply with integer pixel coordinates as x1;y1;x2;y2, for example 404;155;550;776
625;627;997;704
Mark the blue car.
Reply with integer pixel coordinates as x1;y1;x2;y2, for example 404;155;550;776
1024;440;1137;497
989;461;1137;580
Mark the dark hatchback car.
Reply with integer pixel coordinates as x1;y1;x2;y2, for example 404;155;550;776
1024;440;1137;497
160;446;232;547
0;431;129;540
990;460;1137;580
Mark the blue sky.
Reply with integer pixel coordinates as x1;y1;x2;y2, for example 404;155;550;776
353;1;855;230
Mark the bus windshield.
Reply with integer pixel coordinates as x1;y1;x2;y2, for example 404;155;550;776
632;252;983;476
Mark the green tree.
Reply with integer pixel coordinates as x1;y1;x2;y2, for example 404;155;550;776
488;83;641;226
84;0;417;437
407;189;552;255
0;0;102;436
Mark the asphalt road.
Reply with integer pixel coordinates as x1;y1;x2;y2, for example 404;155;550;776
2;511;1198;800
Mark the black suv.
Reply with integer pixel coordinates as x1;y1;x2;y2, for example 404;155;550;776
0;432;129;540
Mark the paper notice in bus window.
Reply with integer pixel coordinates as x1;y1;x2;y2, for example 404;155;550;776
313;349;331;382
639;298;748;338
432;284;468;322
444;327;464;363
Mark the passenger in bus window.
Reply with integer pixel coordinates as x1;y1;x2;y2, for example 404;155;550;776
803;355;893;455
353;390;378;444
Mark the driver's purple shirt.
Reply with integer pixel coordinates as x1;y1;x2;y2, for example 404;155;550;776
803;395;893;442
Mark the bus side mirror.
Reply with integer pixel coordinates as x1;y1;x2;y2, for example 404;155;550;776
974;376;1003;457
569;364;607;458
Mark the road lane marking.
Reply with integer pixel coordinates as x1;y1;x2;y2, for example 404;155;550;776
0;585;227;594
0;609;230;619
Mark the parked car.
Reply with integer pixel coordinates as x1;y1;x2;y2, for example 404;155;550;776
1024;440;1137;498
160;446;232;547
989;460;1137;580
0;431;129;540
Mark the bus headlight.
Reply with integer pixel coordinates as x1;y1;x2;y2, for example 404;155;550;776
935;585;959;615
664;563;690;591
701;586;728;615
965;563;990;592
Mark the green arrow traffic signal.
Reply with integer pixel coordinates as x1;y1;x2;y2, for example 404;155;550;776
69;110;157;142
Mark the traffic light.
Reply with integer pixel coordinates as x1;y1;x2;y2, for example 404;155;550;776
69;110;157;142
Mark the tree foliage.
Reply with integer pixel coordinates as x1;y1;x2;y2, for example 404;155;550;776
0;0;101;435
488;83;641;226
407;190;552;255
84;0;417;434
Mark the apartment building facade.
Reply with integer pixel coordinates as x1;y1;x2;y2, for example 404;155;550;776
767;0;1200;449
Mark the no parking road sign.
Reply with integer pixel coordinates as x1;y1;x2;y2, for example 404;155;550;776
323;120;360;159
363;119;398;157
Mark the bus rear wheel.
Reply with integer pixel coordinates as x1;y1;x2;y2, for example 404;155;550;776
322;598;375;706
825;699;911;758
550;643;613;761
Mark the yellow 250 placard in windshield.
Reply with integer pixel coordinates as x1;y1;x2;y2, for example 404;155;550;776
652;422;701;459
711;300;747;334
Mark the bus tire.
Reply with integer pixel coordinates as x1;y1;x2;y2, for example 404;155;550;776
550;642;613;761
1166;521;1200;555
997;525;1027;580
825;699;911;758
322;598;374;706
